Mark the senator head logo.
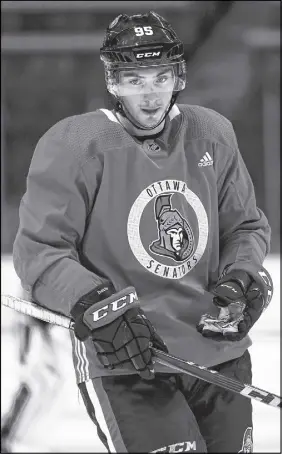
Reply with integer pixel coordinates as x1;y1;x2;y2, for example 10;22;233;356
127;180;208;280
149;193;195;262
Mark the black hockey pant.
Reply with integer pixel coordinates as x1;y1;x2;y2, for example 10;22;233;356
78;350;253;453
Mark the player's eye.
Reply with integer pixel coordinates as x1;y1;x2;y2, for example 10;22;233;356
129;78;142;86
156;75;168;83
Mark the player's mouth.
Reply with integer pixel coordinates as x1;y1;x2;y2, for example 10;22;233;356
140;107;161;116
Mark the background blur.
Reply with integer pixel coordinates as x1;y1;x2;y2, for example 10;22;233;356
1;1;280;453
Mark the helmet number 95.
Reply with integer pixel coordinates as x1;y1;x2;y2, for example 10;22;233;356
134;26;153;36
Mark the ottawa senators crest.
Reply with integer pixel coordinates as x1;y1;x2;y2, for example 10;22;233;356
127;179;209;280
149;194;195;262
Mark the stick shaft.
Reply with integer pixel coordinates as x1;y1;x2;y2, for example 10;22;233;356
1;294;73;329
151;348;281;409
2;293;281;409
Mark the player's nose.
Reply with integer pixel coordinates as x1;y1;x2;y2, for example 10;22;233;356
142;93;162;104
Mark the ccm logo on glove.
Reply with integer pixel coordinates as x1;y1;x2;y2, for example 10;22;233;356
83;287;139;329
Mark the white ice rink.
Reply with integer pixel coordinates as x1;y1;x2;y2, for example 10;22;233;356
1;254;280;453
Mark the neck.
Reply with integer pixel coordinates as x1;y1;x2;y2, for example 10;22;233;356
115;112;165;138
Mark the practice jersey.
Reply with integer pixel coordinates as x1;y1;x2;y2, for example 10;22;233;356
13;104;271;383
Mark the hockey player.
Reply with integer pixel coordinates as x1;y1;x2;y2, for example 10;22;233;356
13;11;273;453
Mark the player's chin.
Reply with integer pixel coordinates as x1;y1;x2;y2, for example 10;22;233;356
138;109;165;127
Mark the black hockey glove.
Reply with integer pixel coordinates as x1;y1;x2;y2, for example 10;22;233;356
197;267;273;341
70;283;168;380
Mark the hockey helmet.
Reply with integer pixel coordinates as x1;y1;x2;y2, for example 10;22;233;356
100;11;186;129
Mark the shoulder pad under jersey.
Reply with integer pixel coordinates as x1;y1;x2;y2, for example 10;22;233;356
40;108;132;162
178;104;238;150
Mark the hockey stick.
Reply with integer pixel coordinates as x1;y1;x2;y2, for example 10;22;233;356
2;293;281;409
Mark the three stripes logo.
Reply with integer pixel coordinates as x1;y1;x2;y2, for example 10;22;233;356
198;152;213;167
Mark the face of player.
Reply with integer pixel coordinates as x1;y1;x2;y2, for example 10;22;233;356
117;65;175;130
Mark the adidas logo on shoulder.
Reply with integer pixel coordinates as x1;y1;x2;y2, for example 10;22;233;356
198;152;213;167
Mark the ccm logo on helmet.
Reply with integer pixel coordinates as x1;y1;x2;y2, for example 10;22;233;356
92;291;138;322
134;50;162;60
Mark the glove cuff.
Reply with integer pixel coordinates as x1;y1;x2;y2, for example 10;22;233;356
83;287;140;330
70;281;115;320
218;269;253;294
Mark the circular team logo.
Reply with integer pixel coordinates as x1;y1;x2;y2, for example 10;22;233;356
127;179;209;280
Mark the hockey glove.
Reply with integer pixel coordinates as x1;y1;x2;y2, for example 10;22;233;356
197;267;273;341
70;284;168;380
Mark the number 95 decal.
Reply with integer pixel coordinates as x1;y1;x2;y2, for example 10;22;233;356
134;26;153;36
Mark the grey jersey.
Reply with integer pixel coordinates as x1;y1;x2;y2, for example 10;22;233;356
13;104;270;382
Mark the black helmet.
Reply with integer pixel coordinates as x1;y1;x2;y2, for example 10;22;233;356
100;11;186;130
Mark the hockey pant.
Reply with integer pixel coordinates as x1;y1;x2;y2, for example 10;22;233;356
78;349;253;453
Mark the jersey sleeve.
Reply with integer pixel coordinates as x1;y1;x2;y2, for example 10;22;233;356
217;129;271;279
13;123;106;317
